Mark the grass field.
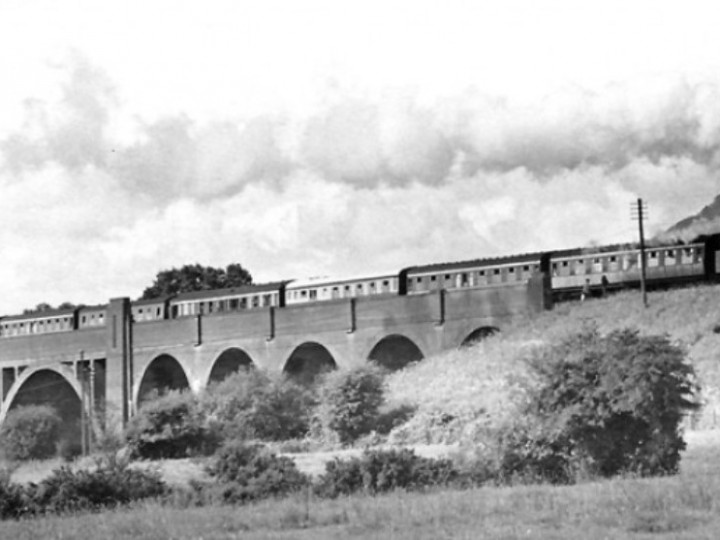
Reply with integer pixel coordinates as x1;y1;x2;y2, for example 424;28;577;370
3;430;720;539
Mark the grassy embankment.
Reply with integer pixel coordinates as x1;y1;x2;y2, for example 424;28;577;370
385;282;720;444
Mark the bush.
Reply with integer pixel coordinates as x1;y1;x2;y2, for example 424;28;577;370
125;391;219;459
0;405;62;461
509;328;700;482
202;369;315;442
202;441;310;504
318;366;386;445
31;459;167;515
314;448;458;498
0;477;32;520
0;458;166;520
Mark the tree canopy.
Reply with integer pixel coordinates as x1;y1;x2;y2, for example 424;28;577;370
141;263;253;300
499;327;700;483
22;302;77;315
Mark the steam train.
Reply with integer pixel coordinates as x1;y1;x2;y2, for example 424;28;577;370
2;234;719;338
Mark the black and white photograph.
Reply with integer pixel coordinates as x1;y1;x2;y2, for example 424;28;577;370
1;1;719;538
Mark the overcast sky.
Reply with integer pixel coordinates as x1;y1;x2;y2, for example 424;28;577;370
1;0;720;314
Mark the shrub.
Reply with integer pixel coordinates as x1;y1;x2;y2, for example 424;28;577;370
318;366;386;445
314;448;458;498
493;420;575;484
511;328;700;482
30;458;167;514
0;477;32;520
125;391;219;459
0;405;62;461
202;370;315;442
203;441;310;504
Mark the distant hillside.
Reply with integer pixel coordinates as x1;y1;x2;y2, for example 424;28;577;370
665;194;720;240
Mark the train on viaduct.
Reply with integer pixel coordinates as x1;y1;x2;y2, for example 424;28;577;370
0;272;550;445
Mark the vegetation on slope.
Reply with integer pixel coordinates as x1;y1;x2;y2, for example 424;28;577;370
384;283;720;445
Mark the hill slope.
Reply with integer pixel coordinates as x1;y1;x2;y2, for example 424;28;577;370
386;283;720;444
666;194;720;239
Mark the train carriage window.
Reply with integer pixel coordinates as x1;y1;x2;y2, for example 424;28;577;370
479;270;485;276
252;296;259;308
562;261;569;267
508;267;515;273
431;275;437;281
309;290;317;299
230;299;239;310
263;294;271;306
493;268;500;274
416;277;423;283
649;251;659;267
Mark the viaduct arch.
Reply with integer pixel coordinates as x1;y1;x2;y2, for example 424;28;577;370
208;348;254;385
367;334;424;371
136;354;191;407
460;326;500;348
283;341;337;384
0;365;84;449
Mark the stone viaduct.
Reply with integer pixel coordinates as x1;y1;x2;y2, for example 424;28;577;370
0;274;550;444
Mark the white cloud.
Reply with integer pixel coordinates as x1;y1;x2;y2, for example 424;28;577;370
1;1;720;314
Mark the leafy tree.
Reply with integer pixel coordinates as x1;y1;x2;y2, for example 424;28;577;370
201;369;314;441
502;328;700;482
124;391;219;459
318;366;386;444
141;263;252;299
0;405;62;461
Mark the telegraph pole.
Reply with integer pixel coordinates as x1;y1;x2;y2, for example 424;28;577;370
630;198;649;307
